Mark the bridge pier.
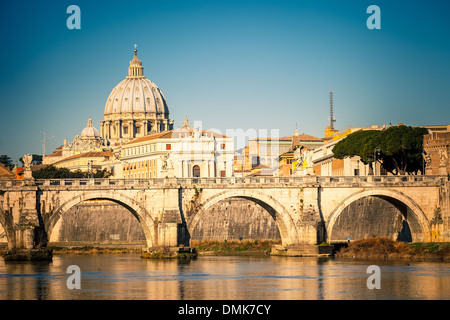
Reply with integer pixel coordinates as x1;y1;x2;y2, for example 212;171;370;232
142;186;197;259
1;183;53;261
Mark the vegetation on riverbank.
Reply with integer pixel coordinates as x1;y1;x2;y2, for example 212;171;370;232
192;240;281;255
49;245;142;255
5;238;448;261
336;237;450;261
45;240;281;256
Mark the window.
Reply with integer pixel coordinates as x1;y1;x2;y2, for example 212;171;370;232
193;165;200;178
123;126;128;134
166;144;171;150
136;126;140;134
221;143;226;150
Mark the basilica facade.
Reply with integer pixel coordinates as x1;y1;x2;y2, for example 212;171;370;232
43;47;235;178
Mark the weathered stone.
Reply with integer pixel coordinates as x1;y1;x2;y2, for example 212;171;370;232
141;246;197;259
271;244;333;257
3;248;53;261
0;176;448;261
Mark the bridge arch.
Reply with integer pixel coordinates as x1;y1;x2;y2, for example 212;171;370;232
187;189;300;246
327;188;432;242
0;208;14;249
47;190;155;247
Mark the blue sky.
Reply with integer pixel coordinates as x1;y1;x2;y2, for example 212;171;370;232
1;0;449;162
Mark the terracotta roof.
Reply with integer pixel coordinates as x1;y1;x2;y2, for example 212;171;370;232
250;134;322;142
46;150;62;157
123;129;229;146
279;151;294;157
123;131;172;145
53;151;114;163
0;163;14;179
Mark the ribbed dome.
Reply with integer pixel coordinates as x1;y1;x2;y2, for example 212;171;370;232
81;117;100;137
104;48;169;117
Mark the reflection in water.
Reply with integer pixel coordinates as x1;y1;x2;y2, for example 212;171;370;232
0;255;449;300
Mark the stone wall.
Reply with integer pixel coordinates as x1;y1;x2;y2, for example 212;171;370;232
331;196;414;241
50;200;146;244
190;198;281;241
50;198;281;244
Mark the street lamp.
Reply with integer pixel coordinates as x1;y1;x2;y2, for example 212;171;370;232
374;147;381;176
88;160;94;178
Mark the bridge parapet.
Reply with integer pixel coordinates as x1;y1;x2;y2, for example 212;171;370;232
0;175;447;190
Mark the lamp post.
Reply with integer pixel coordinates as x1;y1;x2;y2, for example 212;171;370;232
374;147;381;176
87;160;94;179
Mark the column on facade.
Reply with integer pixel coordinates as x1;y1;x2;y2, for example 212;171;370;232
143;120;148;136
100;121;104;139
106;121;111;140
180;160;184;177
112;122;117;140
210;160;215;177
129;121;134;139
187;160;191;177
117;121;122;140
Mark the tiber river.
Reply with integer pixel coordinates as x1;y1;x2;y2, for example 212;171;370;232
0;254;449;300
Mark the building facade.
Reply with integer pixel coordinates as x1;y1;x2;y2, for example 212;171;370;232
423;125;450;175
235;130;323;177
120;117;234;179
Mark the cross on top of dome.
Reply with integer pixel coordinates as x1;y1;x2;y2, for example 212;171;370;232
128;45;144;78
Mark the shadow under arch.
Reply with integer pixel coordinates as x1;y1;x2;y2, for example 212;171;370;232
0;208;14;249
46;190;155;247
187;189;300;246
327;188;431;242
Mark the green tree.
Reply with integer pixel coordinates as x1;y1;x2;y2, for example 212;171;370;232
0;155;14;170
332;126;428;175
32;165;112;179
377;126;428;175
332;130;381;174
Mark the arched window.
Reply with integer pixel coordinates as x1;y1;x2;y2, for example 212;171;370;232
193;165;200;178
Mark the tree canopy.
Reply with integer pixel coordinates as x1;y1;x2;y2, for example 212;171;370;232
32;165;112;179
332;125;428;175
0;155;14;170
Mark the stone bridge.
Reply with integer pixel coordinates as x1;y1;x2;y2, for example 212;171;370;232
0;175;448;251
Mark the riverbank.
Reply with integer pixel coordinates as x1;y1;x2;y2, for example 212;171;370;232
4;238;448;260
49;245;143;255
8;240;280;256
336;237;450;261
191;240;281;256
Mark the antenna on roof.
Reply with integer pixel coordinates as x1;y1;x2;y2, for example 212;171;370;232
329;91;336;129
40;131;55;157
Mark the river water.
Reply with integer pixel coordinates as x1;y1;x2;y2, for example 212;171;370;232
0;254;449;300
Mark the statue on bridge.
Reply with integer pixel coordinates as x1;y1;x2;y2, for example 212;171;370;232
22;154;33;180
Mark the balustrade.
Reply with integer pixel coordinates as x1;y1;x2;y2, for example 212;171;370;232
0;175;447;190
